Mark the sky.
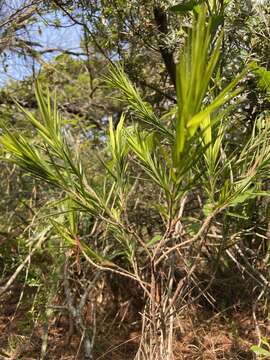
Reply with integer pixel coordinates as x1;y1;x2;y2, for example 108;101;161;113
0;7;82;86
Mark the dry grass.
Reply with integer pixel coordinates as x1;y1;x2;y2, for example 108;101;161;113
0;278;264;360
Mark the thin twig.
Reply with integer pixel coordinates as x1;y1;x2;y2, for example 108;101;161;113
0;235;48;298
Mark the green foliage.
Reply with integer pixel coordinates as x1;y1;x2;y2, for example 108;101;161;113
0;5;257;234
175;6;248;167
251;63;270;99
170;0;206;13
251;338;270;358
106;66;173;138
0;83;114;265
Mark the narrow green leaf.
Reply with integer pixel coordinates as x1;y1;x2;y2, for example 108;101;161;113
251;345;270;357
147;234;162;247
170;0;205;13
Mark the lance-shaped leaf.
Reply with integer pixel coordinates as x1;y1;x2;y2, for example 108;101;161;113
174;6;246;167
106;65;173;139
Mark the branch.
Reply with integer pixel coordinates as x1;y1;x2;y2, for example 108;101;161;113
0;233;48;298
0;0;42;29
153;6;176;89
53;0;114;65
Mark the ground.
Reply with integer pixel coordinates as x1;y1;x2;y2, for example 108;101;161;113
0;280;265;359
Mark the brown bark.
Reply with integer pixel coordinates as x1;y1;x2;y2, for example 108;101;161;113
153;6;176;89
